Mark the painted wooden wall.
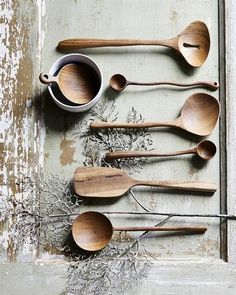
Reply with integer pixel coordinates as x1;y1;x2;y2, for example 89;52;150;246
1;0;236;294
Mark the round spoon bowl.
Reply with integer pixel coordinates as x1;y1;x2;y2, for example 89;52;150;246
197;140;217;160
178;21;210;67
40;54;103;112
58;63;100;104
181;93;220;136
110;74;127;91
72;211;113;251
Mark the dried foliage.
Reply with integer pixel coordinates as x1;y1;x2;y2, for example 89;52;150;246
0;98;156;294
73;99;154;171
0;174;83;254
66;243;151;295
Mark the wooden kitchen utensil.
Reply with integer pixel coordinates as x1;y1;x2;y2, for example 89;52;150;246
90;93;220;137
57;21;210;67
105;140;217;161
39;63;99;104
72;211;207;251
74;166;217;198
110;74;219;92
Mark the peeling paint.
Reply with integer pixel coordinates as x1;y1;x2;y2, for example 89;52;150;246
0;0;41;261
60;136;76;166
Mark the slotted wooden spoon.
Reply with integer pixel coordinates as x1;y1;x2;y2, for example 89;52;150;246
74;166;217;198
57;21;210;67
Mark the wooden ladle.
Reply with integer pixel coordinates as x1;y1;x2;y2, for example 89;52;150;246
90;93;220;137
39;63;98;104
110;74;219;92
105;140;217;161
74;166;217;198
57;21;210;67
72;211;207;251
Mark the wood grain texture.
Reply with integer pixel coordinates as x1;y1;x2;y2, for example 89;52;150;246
105;140;216;161
109;73;219;91
74;166;217;198
57;21;210;67
72;211;207;251
90;93;220;136
39;63;99;104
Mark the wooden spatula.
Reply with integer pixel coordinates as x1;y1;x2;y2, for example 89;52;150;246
74;166;217;198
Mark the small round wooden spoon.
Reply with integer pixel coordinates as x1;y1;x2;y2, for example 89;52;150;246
57;21;210;67
110;74;219;92
39;63;98;104
72;211;207;251
105;140;217;161
74;166;217;198
90;93;220;137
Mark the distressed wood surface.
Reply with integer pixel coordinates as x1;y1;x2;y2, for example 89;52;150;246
1;0;236;294
225;0;236;263
0;0;41;261
1;260;236;295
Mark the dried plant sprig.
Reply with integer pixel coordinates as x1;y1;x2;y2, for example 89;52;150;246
65;215;171;295
73;99;154;170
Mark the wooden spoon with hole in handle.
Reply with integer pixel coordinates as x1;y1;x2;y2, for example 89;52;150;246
57;21;210;67
90;93;220;137
110;74;219;92
105;140;217;161
72;211;207;251
39;63;98;104
74;166;217;198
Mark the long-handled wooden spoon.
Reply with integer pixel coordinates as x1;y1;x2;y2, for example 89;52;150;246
90;93;220;137
72;211;207;251
39;63;99;104
57;21;210;67
74;166;217;198
110;74;219;92
105;140;217;161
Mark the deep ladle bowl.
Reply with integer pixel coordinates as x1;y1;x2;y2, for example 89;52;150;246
57;21;211;67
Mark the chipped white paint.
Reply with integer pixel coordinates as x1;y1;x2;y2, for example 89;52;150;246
0;0;41;260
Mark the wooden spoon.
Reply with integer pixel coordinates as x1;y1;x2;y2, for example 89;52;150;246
74;166;217;198
110;74;219;92
39;63;98;104
105;140;217;161
57;21;210;67
90;93;220;137
72;211;207;251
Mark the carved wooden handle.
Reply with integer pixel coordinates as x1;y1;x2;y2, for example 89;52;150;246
90;121;177;129
105;149;196;161
39;73;58;85
113;226;207;234
135;180;217;193
128;81;219;91
57;38;176;50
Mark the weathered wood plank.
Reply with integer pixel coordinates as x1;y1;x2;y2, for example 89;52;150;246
0;0;41;260
225;0;236;263
0;260;236;295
